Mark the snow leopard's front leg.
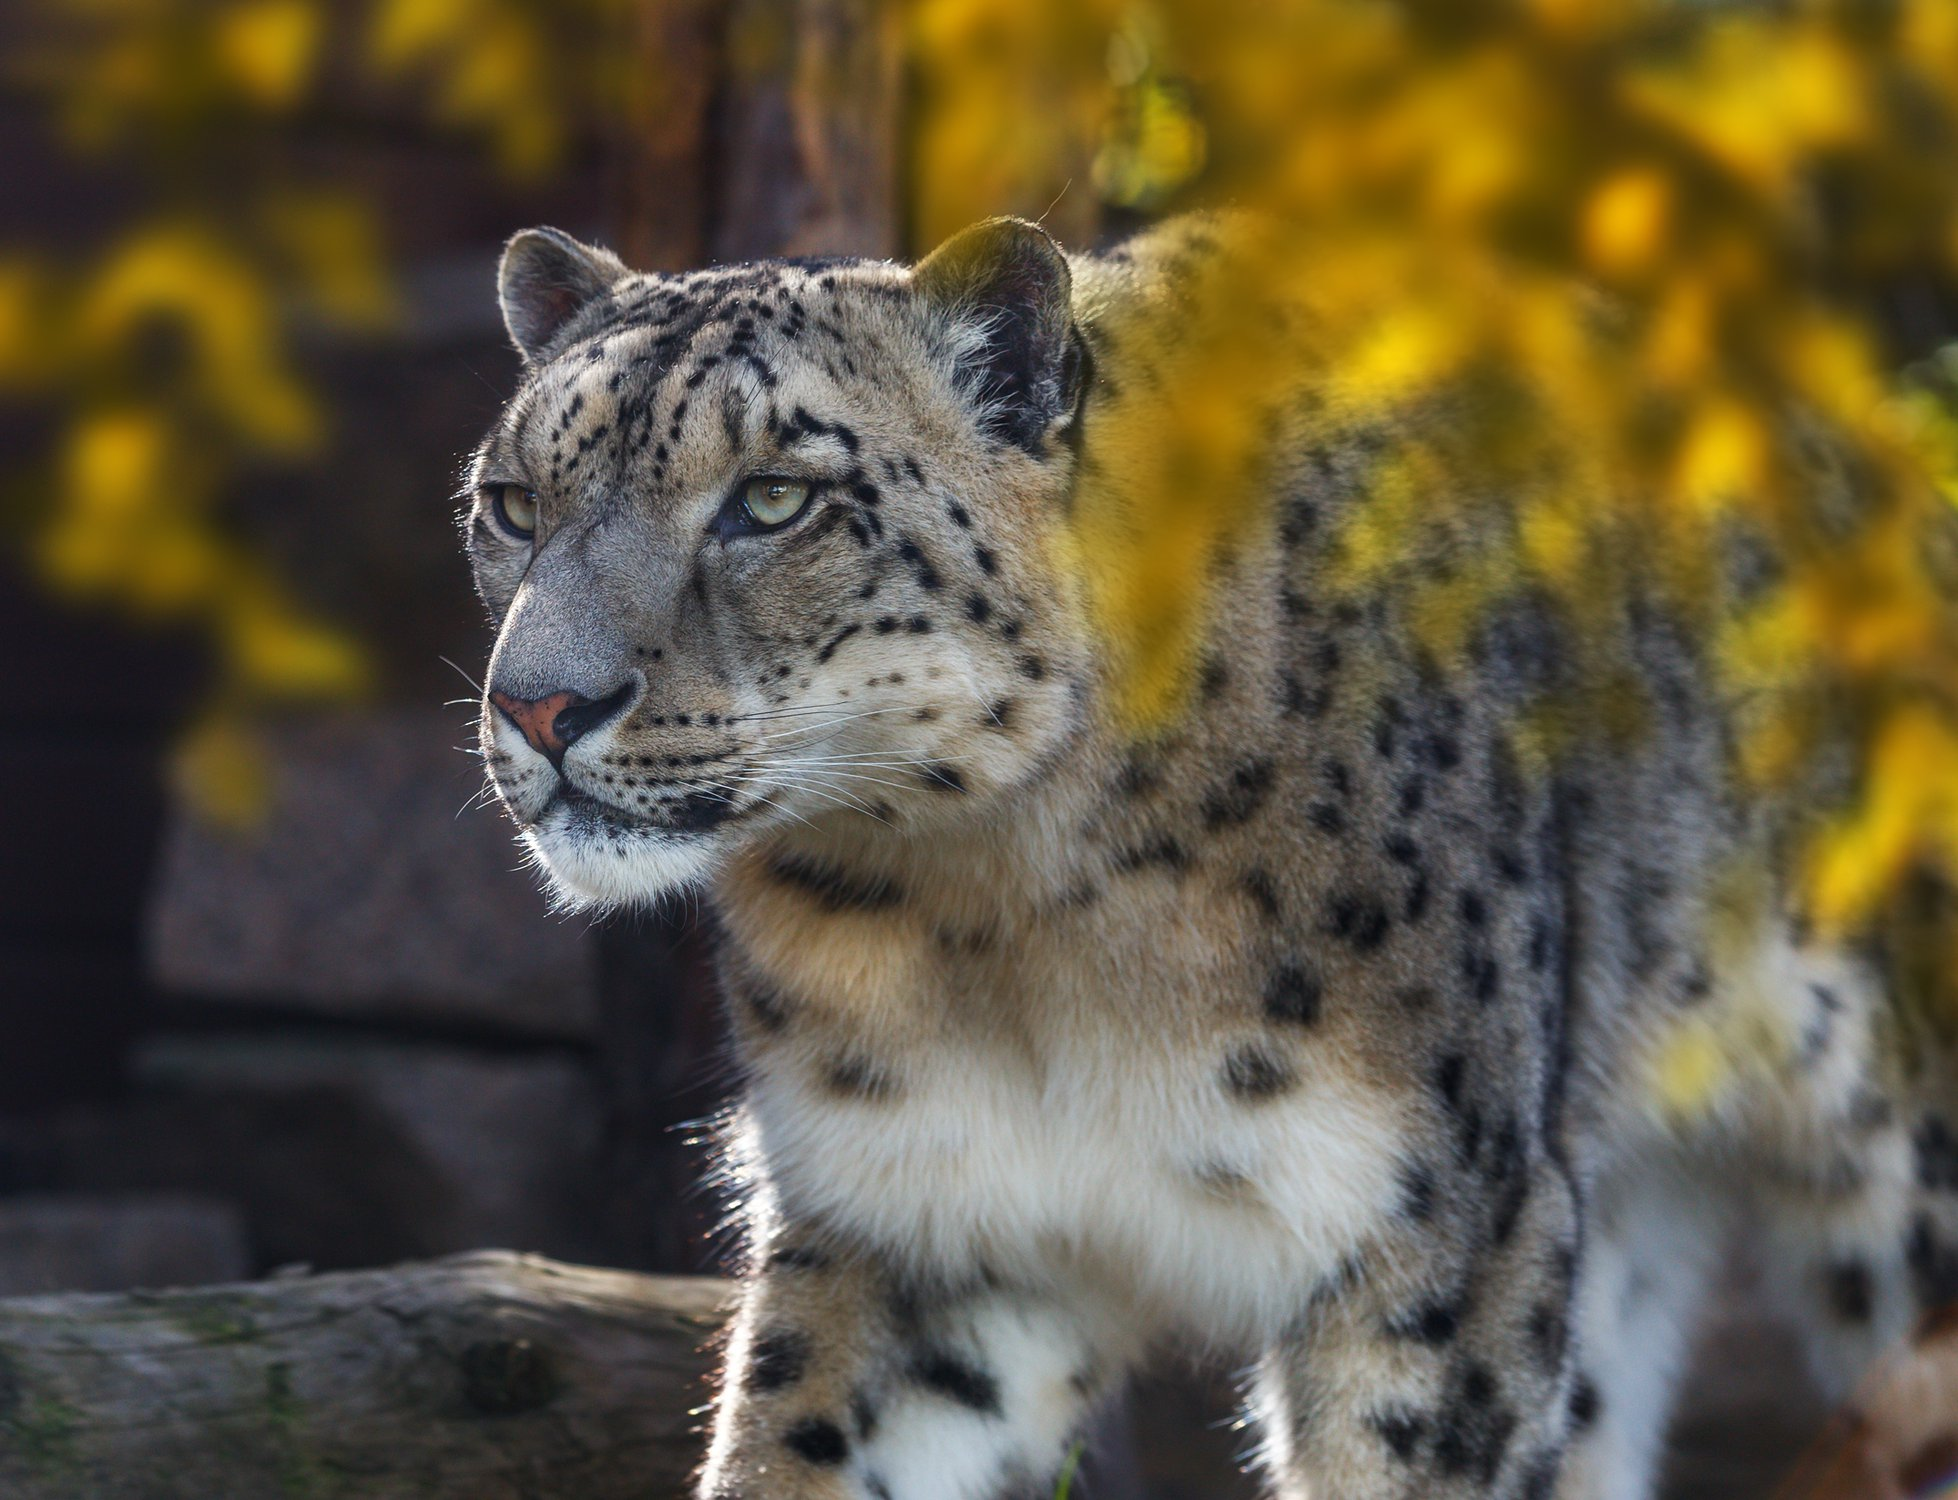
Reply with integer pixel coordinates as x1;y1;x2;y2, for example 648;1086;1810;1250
700;1222;1127;1500
1251;1149;1585;1500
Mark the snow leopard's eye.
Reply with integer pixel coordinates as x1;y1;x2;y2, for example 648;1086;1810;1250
486;483;537;539
740;476;812;529
714;476;816;540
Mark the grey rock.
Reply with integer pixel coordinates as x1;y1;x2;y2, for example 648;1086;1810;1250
129;1037;609;1265
0;1194;248;1296
145;711;597;1038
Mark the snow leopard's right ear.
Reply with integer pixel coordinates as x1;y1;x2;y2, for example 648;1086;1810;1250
497;227;629;363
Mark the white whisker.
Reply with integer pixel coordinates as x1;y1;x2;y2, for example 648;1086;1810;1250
438;656;485;695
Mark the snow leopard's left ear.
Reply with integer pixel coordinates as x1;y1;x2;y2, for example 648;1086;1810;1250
913;217;1088;453
497;227;629;363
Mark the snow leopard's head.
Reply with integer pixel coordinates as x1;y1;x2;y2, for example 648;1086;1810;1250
463;219;1094;908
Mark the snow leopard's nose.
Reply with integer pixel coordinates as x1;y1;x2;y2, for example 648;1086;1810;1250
489;682;632;768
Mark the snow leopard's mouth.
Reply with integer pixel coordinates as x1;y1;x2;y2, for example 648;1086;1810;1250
542;778;757;838
512;777;761;908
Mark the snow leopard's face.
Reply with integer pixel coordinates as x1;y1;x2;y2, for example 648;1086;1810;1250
463;221;1093;908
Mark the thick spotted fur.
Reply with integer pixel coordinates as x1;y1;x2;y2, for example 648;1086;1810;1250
463;215;1958;1498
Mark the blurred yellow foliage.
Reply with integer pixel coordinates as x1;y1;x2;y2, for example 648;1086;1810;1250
214;0;320;107
903;0;1958;996
11;0;1958;982
5;0;626;819
370;0;631;177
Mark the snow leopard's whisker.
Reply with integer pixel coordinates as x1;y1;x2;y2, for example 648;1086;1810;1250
771;751;957;769
727;699;862;722
760;766;920;795
716;783;861;830
454;780;500;820
437;655;486;695
720;767;895;813
742;706;927;744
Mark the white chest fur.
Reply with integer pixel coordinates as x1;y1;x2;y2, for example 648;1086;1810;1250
742;992;1407;1350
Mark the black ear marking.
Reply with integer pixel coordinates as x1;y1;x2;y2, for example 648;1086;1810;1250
913;216;1083;452
497;227;629;363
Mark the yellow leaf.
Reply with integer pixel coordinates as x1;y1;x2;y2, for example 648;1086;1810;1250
214;0;321;108
1583;166;1671;279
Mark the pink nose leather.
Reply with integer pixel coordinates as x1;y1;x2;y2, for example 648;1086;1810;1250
490;689;584;764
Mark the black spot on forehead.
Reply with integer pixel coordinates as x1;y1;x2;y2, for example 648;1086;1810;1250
575;258;891;362
504;256;913;485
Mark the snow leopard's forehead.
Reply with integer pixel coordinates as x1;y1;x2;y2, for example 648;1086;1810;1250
477;256;927;504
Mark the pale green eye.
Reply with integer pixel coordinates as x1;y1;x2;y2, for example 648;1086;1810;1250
490;484;537;537
741;476;812;529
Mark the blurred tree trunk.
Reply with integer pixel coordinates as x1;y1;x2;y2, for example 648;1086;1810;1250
618;0;723;270
712;0;903;261
616;0;902;268
0;1253;731;1500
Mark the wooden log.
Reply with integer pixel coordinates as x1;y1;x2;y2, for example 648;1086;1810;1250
0;1251;732;1499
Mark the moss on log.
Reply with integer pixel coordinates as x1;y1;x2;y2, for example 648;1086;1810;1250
0;1251;732;1499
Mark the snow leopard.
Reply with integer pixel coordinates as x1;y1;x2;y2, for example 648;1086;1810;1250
462;212;1958;1499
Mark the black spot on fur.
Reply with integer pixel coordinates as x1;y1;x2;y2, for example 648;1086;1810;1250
1432;1362;1515;1484
1527;1301;1568;1368
825;1052;896;1101
1280;495;1320;547
1116;754;1161;798
1435;1053;1467;1109
1916;1116;1958;1192
766;1245;828;1272
1223;1045;1297;1101
896;539;941;589
1263;963;1322;1027
749;1328;812;1392
783;1417;849;1465
1369;1407;1426;1461
1569;1375;1601;1431
911;1349;1002;1415
1328;890;1391;951
745;985;792;1033
1279;669;1331;719
1518;1451;1563;1500
851;1389;880;1440
1389;1299;1460;1345
771;852;901;912
1400;1160;1439;1222
1826;1260;1874;1323
1113;837;1190;875
1907;1213;1958;1308
1308;802;1347;835
1242;867;1282;920
674;787;740;833
817;623;861;663
1203;759;1276;828
1404;870;1432;923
